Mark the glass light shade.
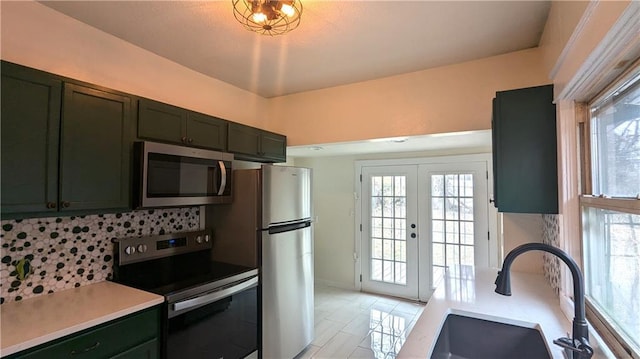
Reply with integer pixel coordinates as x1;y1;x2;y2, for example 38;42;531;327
232;0;303;36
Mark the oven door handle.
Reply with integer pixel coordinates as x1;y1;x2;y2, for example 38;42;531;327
171;276;258;313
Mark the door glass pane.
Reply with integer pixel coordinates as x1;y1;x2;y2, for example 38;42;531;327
369;175;408;285
431;173;475;282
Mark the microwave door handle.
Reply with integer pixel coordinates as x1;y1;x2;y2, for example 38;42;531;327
217;160;227;195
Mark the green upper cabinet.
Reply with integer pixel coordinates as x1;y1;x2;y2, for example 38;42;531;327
60;83;132;212
492;84;558;214
228;122;286;162
138;98;227;151
186;111;227;151
1;62;62;215
0;61;133;218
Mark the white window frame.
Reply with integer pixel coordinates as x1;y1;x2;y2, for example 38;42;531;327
580;63;640;358
550;3;640;357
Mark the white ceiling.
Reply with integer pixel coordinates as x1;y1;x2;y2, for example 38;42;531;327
40;1;551;99
287;130;492;157
39;1;549;157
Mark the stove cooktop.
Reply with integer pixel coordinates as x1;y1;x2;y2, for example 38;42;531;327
112;249;257;297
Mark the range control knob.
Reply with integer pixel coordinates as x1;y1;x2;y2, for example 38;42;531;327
195;235;203;244
204;234;210;243
124;246;136;255
137;244;148;253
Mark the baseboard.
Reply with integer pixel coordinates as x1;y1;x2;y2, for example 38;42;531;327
315;278;358;291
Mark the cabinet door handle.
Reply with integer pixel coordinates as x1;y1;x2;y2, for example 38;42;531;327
62;201;71;208
46;202;57;209
181;136;187;143
70;341;100;355
188;138;193;143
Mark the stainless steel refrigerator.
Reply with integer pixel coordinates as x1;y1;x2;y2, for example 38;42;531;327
209;165;314;359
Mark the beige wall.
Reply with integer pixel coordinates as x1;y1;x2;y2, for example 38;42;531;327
0;1;269;128
268;48;548;146
539;1;590;77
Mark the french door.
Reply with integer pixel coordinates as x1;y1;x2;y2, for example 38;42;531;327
361;165;419;299
359;160;490;301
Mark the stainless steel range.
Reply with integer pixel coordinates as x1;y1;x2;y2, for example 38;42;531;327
112;230;259;359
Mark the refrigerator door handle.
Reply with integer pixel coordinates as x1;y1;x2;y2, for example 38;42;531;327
268;221;311;234
217;160;227;195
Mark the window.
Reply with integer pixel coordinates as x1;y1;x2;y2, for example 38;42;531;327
582;65;640;357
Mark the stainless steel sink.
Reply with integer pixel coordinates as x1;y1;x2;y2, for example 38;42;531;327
430;313;552;359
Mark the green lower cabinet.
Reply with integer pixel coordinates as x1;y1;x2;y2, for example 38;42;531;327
8;307;160;359
110;339;158;359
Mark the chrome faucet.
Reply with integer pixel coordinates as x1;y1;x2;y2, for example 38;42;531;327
494;243;594;359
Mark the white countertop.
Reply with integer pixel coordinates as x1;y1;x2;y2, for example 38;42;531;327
398;266;613;359
0;281;164;357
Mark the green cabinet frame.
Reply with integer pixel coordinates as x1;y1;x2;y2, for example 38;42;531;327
492;84;558;214
1;62;61;215
6;306;160;359
228;122;286;162
138;98;227;151
1;61;132;219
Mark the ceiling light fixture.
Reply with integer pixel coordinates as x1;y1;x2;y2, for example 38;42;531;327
232;0;303;36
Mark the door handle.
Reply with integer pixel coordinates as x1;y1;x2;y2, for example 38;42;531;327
217;161;227;195
171;276;258;314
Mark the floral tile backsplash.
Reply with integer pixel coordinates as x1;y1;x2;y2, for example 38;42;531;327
0;207;202;304
542;214;561;296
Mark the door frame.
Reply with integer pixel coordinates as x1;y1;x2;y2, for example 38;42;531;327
354;154;499;293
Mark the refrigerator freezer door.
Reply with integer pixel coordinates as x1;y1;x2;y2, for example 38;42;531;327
262;165;312;226
261;225;314;359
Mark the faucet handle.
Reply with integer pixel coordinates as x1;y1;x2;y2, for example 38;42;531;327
553;337;594;358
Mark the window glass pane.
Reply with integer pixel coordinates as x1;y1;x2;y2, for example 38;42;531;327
445;198;460;220
432;220;445;243
590;78;640;197
395;219;406;240
394;176;406;196
583;207;640;352
445;174;459;197
372;238;382;259
432;198;444;220
432;243;445;266
431;175;444;197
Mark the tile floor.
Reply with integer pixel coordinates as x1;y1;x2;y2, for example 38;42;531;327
295;285;426;359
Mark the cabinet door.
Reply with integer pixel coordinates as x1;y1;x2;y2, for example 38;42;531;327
493;84;558;213
138;98;186;144
110;339;158;359
491;98;499;208
13;307;159;359
60;83;132;212
1;62;61;216
260;131;287;162
186;112;228;151
228;122;261;157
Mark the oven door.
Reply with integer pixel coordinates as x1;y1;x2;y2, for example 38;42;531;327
165;275;258;359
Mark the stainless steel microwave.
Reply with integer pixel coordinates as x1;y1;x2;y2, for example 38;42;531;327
134;141;233;208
